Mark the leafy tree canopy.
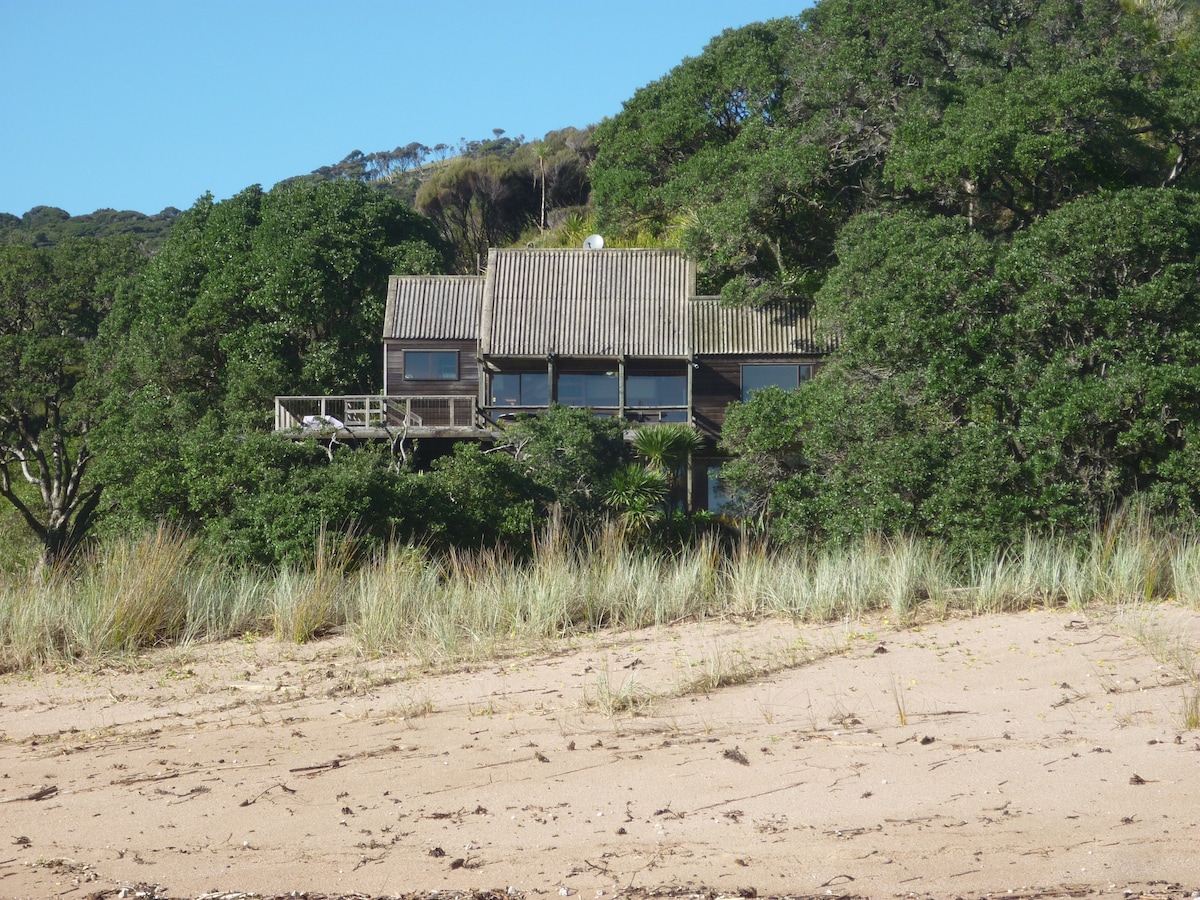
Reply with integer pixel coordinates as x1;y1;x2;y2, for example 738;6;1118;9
90;179;449;544
724;188;1200;553
592;0;1200;303
0;237;145;566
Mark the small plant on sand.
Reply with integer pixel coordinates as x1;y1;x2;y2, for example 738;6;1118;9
581;670;653;716
891;675;909;726
1181;687;1200;731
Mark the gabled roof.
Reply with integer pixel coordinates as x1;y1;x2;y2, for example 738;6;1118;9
480;248;694;358
383;249;829;359
384;275;483;341
690;298;830;355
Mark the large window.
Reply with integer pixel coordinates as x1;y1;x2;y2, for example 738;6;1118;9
626;374;687;407
404;350;458;380
557;372;619;408
490;372;549;407
741;363;813;401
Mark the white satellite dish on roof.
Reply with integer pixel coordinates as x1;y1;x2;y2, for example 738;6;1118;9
582;234;605;250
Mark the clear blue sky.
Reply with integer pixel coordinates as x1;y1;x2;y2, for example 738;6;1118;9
0;0;810;218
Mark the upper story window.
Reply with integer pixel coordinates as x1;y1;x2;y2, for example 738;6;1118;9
557;372;619;408
741;363;813;401
491;372;549;407
626;374;687;408
404;350;458;380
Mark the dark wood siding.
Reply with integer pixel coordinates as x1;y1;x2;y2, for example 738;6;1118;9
384;340;479;397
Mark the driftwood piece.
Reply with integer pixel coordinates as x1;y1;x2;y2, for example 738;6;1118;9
0;785;58;803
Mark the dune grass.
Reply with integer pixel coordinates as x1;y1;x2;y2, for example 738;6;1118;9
2;512;1199;672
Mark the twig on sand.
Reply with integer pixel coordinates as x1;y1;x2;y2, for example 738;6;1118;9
692;779;807;812
239;783;296;806
289;759;344;775
0;785;57;803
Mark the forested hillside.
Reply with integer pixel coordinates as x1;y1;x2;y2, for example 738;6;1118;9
0;205;179;249
3;0;1200;570
590;0;1200;552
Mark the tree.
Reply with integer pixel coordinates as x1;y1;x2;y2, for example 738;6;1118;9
495;406;628;521
415;155;534;270
91;180;449;539
722;189;1200;553
0;238;142;566
592;0;1200;302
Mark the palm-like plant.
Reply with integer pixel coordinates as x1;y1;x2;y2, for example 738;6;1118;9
605;464;668;534
631;424;705;475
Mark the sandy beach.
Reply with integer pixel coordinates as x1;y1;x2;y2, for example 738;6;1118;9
2;605;1199;899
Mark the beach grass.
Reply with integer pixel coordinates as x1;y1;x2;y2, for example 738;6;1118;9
2;514;1197;672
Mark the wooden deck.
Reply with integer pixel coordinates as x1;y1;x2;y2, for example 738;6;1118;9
274;395;493;440
274;395;696;441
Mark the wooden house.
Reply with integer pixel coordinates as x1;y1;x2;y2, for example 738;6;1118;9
275;246;825;508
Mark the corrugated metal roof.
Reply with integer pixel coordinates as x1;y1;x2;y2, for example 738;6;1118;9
690;297;831;355
384;275;483;340
481;248;694;358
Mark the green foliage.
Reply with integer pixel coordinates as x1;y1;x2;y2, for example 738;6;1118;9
98;179;448;423
497;405;629;520
725;189;1200;554
0;205;179;250
424;443;542;552
415;128;595;270
605;463;670;534
592;0;1200;300
593;18;803;298
88;180;450;561
0;237;145;565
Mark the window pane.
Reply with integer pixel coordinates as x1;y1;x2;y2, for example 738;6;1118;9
708;466;735;513
558;373;618;407
741;364;798;401
405;350;458;380
521;373;549;406
491;374;521;406
491;373;549;406
626;375;687;407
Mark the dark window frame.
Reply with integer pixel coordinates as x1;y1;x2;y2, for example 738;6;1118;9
557;371;619;408
625;373;688;408
490;371;550;407
740;363;813;402
404;349;459;381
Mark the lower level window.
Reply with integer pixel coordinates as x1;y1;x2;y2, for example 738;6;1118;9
707;466;737;513
405;350;458;380
741;363;813;401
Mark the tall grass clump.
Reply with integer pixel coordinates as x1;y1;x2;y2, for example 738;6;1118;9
723;536;953;622
1168;535;1200;608
1090;505;1173;604
348;531;723;665
272;527;354;643
354;544;448;660
0;526;194;667
71;525;194;655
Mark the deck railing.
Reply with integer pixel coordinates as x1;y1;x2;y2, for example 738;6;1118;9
275;396;692;433
275;395;481;432
481;405;689;424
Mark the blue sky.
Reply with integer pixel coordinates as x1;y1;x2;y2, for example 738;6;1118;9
1;1;809;218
